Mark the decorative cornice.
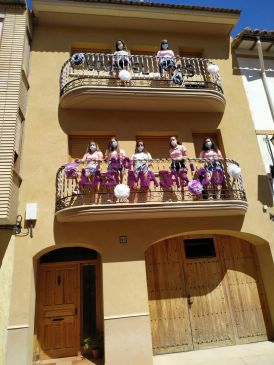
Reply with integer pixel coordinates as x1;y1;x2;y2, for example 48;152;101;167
58;0;241;15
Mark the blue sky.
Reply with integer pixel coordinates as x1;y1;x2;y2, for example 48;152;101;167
26;0;273;37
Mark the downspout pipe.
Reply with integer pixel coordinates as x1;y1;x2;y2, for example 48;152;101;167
256;37;274;198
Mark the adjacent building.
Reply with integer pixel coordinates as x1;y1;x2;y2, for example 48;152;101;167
1;1;274;365
0;1;31;364
232;28;274;202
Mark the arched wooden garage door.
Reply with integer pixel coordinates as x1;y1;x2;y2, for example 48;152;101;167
145;235;272;354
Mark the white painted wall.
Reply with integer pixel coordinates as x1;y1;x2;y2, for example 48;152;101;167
237;57;274;177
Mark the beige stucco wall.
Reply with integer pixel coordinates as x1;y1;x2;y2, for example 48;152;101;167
0;234;15;365
5;20;274;365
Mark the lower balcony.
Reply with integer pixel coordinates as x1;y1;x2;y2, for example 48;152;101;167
55;158;247;222
59;53;225;114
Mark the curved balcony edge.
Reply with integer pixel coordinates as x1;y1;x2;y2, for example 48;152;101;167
59;85;226;113
55;200;248;223
59;53;225;112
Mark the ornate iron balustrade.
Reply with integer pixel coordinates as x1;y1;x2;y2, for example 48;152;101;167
60;53;223;96
55;158;246;213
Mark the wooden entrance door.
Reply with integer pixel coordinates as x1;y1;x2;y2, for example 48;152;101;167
145;235;271;355
182;236;235;350
145;238;193;354
37;263;80;359
217;236;271;344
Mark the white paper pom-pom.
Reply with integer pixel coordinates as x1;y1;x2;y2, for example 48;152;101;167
227;163;241;179
207;63;219;75
119;70;131;81
114;184;130;199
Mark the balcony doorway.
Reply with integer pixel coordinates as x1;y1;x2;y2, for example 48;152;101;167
35;247;103;362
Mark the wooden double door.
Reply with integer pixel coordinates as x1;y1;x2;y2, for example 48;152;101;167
145;235;272;354
36;260;100;359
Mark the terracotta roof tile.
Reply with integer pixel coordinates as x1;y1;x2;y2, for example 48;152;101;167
63;0;241;14
232;28;274;48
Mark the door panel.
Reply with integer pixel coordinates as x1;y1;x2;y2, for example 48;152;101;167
145;238;193;354
37;263;79;359
183;251;235;349
218;236;271;343
145;235;271;355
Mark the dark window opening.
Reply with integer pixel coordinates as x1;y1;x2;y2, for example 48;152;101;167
81;264;97;342
184;238;216;259
40;247;98;263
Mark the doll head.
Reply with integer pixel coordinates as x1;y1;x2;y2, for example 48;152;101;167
160;39;169;50
116;39;127;51
202;137;217;151
169;136;178;148
87;140;100;153
107;137;120;153
135;140;147;153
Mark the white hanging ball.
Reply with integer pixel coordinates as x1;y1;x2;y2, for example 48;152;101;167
207;63;219;75
227;164;241;179
119;70;131;81
70;53;85;68
114;184;130;199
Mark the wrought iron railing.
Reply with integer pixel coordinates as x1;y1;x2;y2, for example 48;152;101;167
60;53;223;96
55;158;246;212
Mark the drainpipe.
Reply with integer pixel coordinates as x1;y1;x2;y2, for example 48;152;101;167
256;37;274;200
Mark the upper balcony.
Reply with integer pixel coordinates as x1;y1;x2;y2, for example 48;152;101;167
55;158;247;222
59;53;225;113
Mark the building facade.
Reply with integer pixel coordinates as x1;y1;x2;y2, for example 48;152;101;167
232;29;274;203
0;1;31;364
2;1;274;365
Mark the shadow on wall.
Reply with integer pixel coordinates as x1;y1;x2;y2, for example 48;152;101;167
258;175;274;207
0;231;13;268
231;52;274;81
58;107;224;137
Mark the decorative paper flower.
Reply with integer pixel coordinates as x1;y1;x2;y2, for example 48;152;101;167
114;184;130;199
64;162;79;178
207;63;219;75
227;163;241;179
119;70;131;81
197;167;211;186
187;180;203;196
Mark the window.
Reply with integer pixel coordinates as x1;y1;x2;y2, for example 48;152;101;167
179;48;203;58
135;136;171;159
71;47;111;55
68;135;112;161
192;132;224;158
22;32;31;77
184;238;216;259
14;113;24;173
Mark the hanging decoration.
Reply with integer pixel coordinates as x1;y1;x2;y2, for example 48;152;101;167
187;180;203;196
114;184;130;199
211;166;224;185
227;163;241;179
197;166;211;186
207;63;219;75
119;70;131;81
64;162;79;178
70;53;85;68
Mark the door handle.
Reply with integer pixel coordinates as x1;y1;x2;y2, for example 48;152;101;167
52;317;64;321
187;294;193;307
